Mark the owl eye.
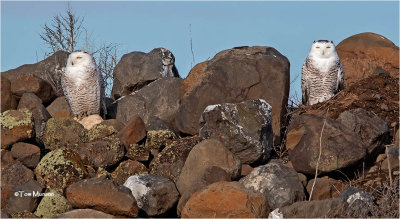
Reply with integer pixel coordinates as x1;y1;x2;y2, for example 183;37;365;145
76;56;82;59
316;47;320;49
326;47;331;48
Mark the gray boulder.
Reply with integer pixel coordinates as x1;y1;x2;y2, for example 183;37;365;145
240;159;305;209
199;99;273;164
123;174;179;216
111;48;179;99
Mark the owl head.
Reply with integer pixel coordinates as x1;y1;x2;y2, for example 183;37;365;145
66;50;96;67
309;40;337;59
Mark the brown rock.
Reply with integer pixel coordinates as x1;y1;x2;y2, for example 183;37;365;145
126;143;150;161
11;142;41;169
46;96;74;118
1;149;15;169
1;109;34;149
278;198;347;218
175;46;290;144
306;177;347;201
1;161;34;208
110;160;148;185
181;181;269;218
241;164;254;177
150;136;203;182
287;113;366;175
65;177;138;217
145;130;177;157
1;76;17;112
100;119;125;132
5;180;44;215
56;209;115;218
117;115;146;149
11;73;55;103
337;32;399;86
18;92;52;139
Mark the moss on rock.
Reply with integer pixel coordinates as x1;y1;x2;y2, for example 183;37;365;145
43;118;88;150
34;189;72;218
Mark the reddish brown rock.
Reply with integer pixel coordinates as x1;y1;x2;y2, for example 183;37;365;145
306;177;348;201
11;73;55;103
1;76;17;113
117;115;146;150
175;46;290;144
181;181;269;218
110;160;148;185
278;198;347;218
11;142;41;169
241;164;254;177
1;160;34;208
1;109;34;149
126;143;150;161
100;119;125;132
65;177;138;217
287;113;366;175
55;209;115;218
337;32;399;86
5;180;44;215
1;149;15;169
46;96;74;118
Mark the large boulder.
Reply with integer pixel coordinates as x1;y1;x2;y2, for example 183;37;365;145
286;113;366;175
123;174;179;216
199;99;273;164
181;181;269;218
111;48;180;99
65;177;138;217
337;32;399;86
175;46;290;144
239;159;305;209
114;77;183;128
11;73;55;104
276;198;347;218
1;51;68;97
1;109;34;149
337;108;390;155
1;76;17;112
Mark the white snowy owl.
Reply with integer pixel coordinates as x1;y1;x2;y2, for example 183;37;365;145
62;50;106;120
301;40;344;105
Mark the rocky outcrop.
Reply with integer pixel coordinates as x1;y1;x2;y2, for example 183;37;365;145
175;46;290;144
287;113;366;175
11;73;55;104
114;77;183;128
123;174;179;216
111;48;179;99
181;181;269;218
199;99;273;164
337;32;399;86
1;109;34;149
65;177;138;217
239;160;305;209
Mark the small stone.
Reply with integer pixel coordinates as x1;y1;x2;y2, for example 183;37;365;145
111;160;148;185
46;96;74;118
5;180;44;215
78;114;104;130
34;189;72;218
11;142;41;168
1;109;34;149
117;115;146;150
100;119;125;132
126;143;150;161
241;164;254;177
145;130;177;157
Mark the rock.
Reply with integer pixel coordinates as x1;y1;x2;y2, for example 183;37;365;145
100;119;125;132
199;99;273;164
336;32;399;86
5;180;44;215
241;164;254;177
181;181;269;218
42;118;87;151
114;77;183;128
177;166;231;216
146;116;175;131
34;189;72;218
287;113;366;175
66;177;138;217
145;130;177;156
176;46;290;144
1;149;15;169
1;161;34;208
176;139;241;213
111;48;180;99
71;136;124;169
2;51;68;97
337;108;390;155
1;109;34;149
338;187;376;217
126;143;150;161
10;211;38;218
34;148;88;192
78;114;104;130
1;76;17;112
297;173;308;187
11;142;41;168
55;209;115;218
239;159;305;209
18;92;52;139
117;115;146;150
46;96;74;118
111;160;148;185
306;176;347;200
278;198;347;218
123;174;179;216
150;136;203;182
395;129;399;147
381;145;399;171
11;73;55;103
339;187;374;205
1;210;10;218
87;123;118;142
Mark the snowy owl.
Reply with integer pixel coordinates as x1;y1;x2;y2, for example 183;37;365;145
301;40;344;105
62;50;106;120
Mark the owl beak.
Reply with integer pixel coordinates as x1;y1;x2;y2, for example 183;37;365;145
71;61;74;66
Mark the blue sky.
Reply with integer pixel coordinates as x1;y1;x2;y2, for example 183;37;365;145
1;1;399;99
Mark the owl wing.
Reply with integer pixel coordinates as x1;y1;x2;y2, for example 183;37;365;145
301;60;310;105
61;71;74;114
336;61;344;92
